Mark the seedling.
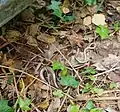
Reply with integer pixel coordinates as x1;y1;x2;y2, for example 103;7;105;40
47;0;75;22
96;25;109;39
18;97;31;111
80;100;104;112
82;67;96;75
82;83;104;96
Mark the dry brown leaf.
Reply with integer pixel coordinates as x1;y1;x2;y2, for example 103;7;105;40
28;24;40;36
20;9;35;22
5;30;21;42
27;36;38;47
94;54;120;82
92;14;106;26
39;99;49;109
83;16;92;26
68;31;84;47
80;8;90;18
47;98;60;112
37;33;56;44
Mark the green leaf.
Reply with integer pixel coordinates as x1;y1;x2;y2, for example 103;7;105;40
60;75;79;88
82;67;96;75
0;100;14;112
114;21;120;32
52;61;65;71
80;108;89;112
90;108;104;112
86;100;95;110
53;90;64;98
110;82;117;89
52;61;67;75
53;8;62;18
18;97;31;111
47;0;62;18
7;75;14;84
62;15;75;22
82;83;93;93
87;75;96;81
84;0;97;5
69;105;79;112
48;1;61;10
91;88;104;96
96;25;109;39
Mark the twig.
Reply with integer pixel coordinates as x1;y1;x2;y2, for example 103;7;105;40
57;88;70;112
94;66;120;77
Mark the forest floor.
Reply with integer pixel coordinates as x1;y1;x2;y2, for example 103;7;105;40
1;0;120;112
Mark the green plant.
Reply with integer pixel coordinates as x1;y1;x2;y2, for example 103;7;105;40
52;61;67;76
53;90;64;98
82;67;96;75
80;100;104;112
82;83;104;96
96;25;109;39
69;105;79;112
47;0;75;22
114;21;120;32
60;75;79;88
18;97;31;111
84;0;97;6
110;82;117;89
0;100;14;112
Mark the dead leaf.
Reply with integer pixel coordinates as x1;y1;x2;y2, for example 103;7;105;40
28;24;40;36
94;54;120;71
5;30;21;42
20;9;35;22
62;0;70;14
47;98;60;112
68;31;84;47
80;8;90;18
27;36;38;47
92;14;106;26
37;33;56;44
39;99;49;109
83;16;92;26
84;34;94;42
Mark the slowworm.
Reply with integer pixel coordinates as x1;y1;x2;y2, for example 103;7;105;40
39;67;59;88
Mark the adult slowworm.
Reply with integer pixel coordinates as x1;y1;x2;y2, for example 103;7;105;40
39;67;59;88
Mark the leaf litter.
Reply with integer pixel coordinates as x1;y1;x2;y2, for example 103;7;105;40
1;0;120;112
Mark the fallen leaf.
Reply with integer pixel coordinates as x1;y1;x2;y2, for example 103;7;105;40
27;36;38;47
37;33;56;44
80;8;90;18
39;99;49;109
68;31;84;47
83;16;92;26
94;54;120;82
94;54;120;71
20;9;35;22
47;98;60;112
5;30;21;42
92;14;106;26
28;24;40;36
84;34;94;42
